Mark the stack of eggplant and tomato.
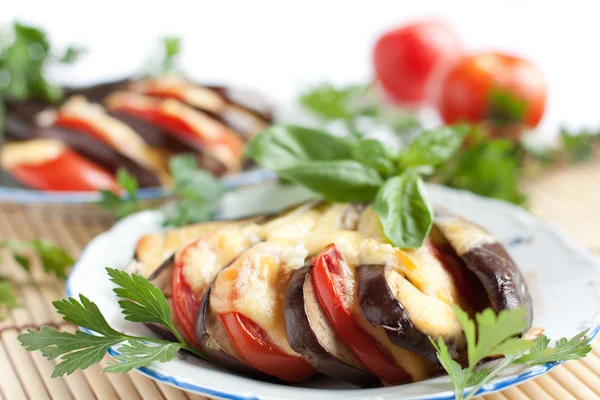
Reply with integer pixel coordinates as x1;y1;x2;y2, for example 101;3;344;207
130;201;533;387
1;75;273;192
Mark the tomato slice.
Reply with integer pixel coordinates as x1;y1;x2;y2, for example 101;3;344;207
11;148;120;192
54;114;114;147
108;93;244;157
312;244;412;385
220;312;315;382
172;239;205;345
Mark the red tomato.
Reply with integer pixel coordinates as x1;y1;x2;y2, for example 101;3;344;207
220;312;315;382
373;20;461;104
312;244;412;385
172;238;208;345
436;52;547;127
11;148;120;192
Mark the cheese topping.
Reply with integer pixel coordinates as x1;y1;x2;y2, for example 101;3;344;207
211;241;299;355
179;224;261;295
56;96;171;185
1;139;65;170
435;217;496;256
130;76;226;112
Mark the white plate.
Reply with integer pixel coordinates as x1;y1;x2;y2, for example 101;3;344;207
65;184;600;400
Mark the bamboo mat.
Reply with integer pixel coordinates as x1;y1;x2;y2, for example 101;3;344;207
1;160;600;400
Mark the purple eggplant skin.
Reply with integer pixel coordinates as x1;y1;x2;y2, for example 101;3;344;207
63;78;131;102
285;267;380;387
194;282;275;381
461;242;533;326
357;265;445;364
434;210;533;330
205;85;274;123
145;254;178;342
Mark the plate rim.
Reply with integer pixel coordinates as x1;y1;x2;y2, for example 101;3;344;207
64;184;600;399
1;168;278;204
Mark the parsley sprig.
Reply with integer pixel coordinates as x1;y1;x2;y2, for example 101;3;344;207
18;268;204;377
431;307;592;400
98;154;225;226
0;239;74;320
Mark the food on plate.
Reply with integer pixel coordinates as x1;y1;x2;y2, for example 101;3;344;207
2;75;273;192
129;201;533;386
436;52;547;129
373;20;461;104
0;139;120;192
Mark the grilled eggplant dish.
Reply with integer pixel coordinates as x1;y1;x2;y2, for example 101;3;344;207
1;75;273;192
128;201;533;387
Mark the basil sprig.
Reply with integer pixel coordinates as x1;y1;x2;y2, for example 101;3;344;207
245;124;468;248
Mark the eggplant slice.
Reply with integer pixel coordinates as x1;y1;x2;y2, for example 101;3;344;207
285;266;379;387
144;255;179;341
434;209;533;329
195;282;274;381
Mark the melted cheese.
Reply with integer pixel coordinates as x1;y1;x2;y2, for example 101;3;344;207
130;76;226;112
135;221;232;276
1;139;65;169
435;217;496;256
211;241;300;355
57;96;171;185
180;224;261;295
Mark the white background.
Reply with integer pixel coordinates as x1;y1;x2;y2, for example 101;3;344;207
2;0;599;136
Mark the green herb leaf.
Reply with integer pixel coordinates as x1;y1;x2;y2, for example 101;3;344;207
170;154;224;203
53;294;122;337
162;36;181;72
434;134;526;205
430;338;473;400
299;83;371;121
0;280;19;320
0;239;73;278
560;128;599;163
456;307;532;365
18;268;204;377
19;326;124;377
107;268;175;329
245;125;355;170
59;46;85;64
98;169;146;220
372;174;432;248
488;88;527;124
401;125;468;168
515;331;592;365
103;341;181;373
277;160;383;202
352;138;397;177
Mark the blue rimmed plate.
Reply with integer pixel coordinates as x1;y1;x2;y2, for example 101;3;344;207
65;184;600;399
0;168;278;204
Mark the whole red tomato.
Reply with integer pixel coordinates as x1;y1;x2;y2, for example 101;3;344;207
373;21;462;104
436;52;547;127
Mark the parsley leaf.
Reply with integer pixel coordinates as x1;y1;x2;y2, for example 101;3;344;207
0;239;74;279
162;37;181;73
103;341;181;373
515;330;592;365
18;268;205;377
98;169;145;220
0;280;19;320
432;306;592;400
162;154;225;227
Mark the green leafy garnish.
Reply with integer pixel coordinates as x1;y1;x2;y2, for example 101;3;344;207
431;306;592;400
18;268;204;377
162;154;225;226
0;239;74;279
143;36;182;76
0;280;19;320
245;124;466;248
161;37;181;73
98;155;225;226
488;88;527;124
98;169;145;219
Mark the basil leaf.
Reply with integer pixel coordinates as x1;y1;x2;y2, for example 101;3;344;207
402;125;468;168
278;160;383;202
245;125;354;170
372;175;433;248
352;138;396;177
